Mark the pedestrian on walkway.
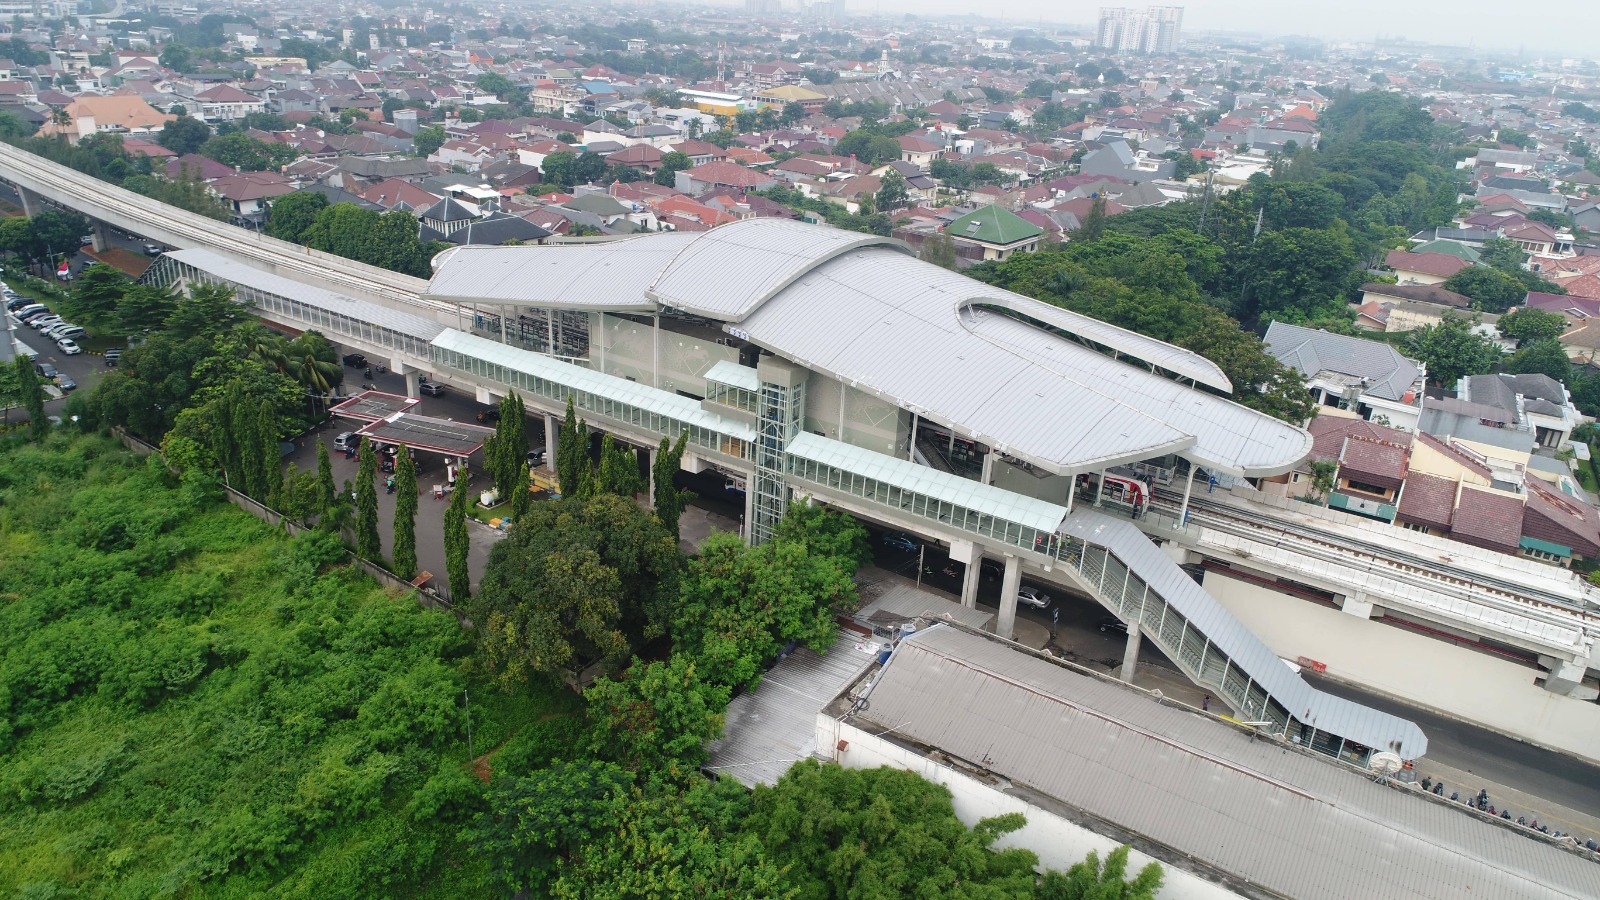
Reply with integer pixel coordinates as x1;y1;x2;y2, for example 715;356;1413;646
1201;694;1210;711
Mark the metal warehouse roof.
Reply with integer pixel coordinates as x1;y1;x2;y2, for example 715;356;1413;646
169;247;447;341
645;218;910;322
1060;507;1427;757
859;624;1599;900
432;329;756;441
788;432;1071;535
424;235;697;311
708;629;879;788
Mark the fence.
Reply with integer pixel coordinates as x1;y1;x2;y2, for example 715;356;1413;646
112;427;463;622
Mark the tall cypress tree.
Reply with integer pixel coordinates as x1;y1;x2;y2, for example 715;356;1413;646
355;437;382;561
444;470;471;600
652;432;694;538
15;356;46;441
256;404;282;506
392;444;418;578
511;462;532;522
315;440;336;521
556;395;590;497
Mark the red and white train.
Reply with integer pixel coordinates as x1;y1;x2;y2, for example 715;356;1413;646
1077;470;1152;517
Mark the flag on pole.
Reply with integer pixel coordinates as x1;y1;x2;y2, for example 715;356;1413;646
56;258;69;277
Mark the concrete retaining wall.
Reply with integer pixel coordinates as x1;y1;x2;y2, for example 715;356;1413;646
1203;572;1600;764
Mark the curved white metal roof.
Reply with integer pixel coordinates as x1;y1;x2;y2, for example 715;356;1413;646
964;297;1233;392
421;220;1313;477
644;218;911;321
425;235;697;311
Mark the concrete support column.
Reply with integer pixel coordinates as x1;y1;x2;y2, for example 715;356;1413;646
741;482;755;545
1121;622;1143;683
949;538;984;609
404;371;421;399
544;414;559;463
16;186;39;218
1179;463;1198;528
1340;591;1374;619
981;451;995;485
908;413;918;462
997;554;1021;641
645;445;656;505
474;385;494;405
90;220;111;253
1540;656;1597;699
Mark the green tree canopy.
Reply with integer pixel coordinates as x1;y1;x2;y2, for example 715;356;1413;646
834;129;902;166
1442;266;1530;313
413;124;447;157
1407;314;1502;387
1498;307;1568;345
1504;338;1572;383
470;494;681;687
264;190;329;244
157;114;211;155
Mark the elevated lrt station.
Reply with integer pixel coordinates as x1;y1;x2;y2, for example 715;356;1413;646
415;219;1423;765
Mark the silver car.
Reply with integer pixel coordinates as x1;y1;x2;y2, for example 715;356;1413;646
1016;585;1052;609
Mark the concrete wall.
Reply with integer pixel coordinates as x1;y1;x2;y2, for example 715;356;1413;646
594;313;738;397
802;371;908;458
1202;573;1600;764
816;718;1244;900
991;459;1073;506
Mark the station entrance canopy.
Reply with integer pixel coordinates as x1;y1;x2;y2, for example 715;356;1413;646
354;412;495;458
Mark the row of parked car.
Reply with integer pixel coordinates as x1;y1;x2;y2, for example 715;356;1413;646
7;293;85;356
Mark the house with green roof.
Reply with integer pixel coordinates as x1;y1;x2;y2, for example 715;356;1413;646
945;206;1042;261
1411;239;1481;263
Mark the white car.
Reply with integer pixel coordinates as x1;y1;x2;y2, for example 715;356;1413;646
56;337;82;355
1016;585;1052;609
31;316;63;331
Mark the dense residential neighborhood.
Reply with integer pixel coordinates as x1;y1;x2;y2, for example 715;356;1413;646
6;1;1600;898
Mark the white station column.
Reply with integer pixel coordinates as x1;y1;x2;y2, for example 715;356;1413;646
997;554;1021;640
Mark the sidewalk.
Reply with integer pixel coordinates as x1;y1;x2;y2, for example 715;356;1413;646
1419;759;1600;845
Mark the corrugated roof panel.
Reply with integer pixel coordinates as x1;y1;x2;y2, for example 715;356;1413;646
431;329;755;440
1060;507;1428;756
647;218;910;321
860;626;1599;900
707;629;878;787
168;247;446;340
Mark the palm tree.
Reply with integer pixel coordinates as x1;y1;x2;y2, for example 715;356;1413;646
286;332;343;416
233;322;289;373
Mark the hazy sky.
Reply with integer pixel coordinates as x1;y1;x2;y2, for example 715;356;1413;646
868;0;1600;58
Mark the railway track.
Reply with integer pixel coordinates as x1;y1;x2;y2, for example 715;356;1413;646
1154;489;1599;635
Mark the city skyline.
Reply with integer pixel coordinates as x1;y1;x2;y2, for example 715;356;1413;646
808;0;1600;58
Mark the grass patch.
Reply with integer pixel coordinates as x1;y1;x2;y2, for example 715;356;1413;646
0;432;579;897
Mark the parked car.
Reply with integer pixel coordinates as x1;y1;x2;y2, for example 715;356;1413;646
13;304;48;320
43;322;78;338
1098;617;1129;635
1016;585;1052;609
54;372;76;390
34;362;57;379
103;348;123;367
476;406;500;423
419;381;445;396
527;446;546;467
341;352;367;368
56;338;82;356
142;243;164;256
31;315;63;331
881;531;919;553
333;431;358;453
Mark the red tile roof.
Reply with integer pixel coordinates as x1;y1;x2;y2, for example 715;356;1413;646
1386;250;1471;279
1451;487;1524;553
1396;472;1456;531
